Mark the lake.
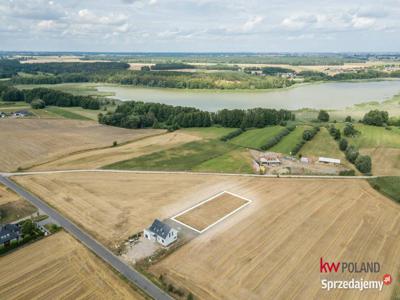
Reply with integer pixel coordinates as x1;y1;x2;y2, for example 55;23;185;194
97;80;400;111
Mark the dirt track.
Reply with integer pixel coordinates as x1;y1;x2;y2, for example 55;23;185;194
0;231;143;299
0;118;163;172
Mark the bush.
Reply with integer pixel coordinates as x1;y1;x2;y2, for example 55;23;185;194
260;127;291;150
318;110;330;122
345;146;359;163
355;155;372;174
291;140;306;155
220;128;245;141
329;125;341;140
339;169;355;176
302;127;318;141
31;99;46;109
339;138;348;151
345;116;352;122
343;123;358;137
362;110;389;126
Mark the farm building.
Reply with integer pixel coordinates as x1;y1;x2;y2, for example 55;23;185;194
318;157;341;165
144;219;177;247
12;110;29;118
0;224;21;247
259;156;281;166
300;157;309;164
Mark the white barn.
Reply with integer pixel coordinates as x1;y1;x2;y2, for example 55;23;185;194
318;157;341;165
144;219;177;247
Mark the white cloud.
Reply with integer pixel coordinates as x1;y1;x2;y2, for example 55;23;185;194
37;20;57;30
242;16;264;31
351;16;376;29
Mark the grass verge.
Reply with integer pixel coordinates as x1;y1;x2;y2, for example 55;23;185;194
368;176;400;203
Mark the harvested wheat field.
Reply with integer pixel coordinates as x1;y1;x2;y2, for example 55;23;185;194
174;192;249;232
361;148;400;176
13;172;245;249
0;118;163;172
12;172;400;299
0;183;36;223
33;131;200;171
149;177;400;300
0;231;144;300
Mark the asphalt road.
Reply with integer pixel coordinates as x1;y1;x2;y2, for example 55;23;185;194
0;175;173;300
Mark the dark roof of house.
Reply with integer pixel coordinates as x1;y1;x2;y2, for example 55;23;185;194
15;110;30;115
0;224;20;244
148;219;173;239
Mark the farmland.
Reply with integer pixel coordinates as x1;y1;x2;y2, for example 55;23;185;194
104;140;240;171
300;127;353;169
0;231;144;299
33;131;199;171
0;183;36;223
149;177;400;300
269;125;310;154
0;119;163;171
174;192;249;232
12;172;400;299
343;124;400;175
229;126;284;149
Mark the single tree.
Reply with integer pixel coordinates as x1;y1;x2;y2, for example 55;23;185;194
318;110;330;122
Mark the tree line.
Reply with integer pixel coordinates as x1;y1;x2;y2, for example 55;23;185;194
0;59;129;77
11;69;293;90
98;101;295;130
0;86;100;110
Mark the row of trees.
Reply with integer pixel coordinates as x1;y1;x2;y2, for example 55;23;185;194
260;125;295;150
220;128;246;141
0;86;100;110
0;59;129;76
291;127;320;155
300;69;400;82
329;124;372;174
98;101;295;130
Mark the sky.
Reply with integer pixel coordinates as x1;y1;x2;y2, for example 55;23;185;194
1;0;400;52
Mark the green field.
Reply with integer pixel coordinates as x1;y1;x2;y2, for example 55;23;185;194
300;127;353;168
181;127;237;139
368;177;400;203
44;107;93;121
193;148;253;173
229;126;284;149
269;125;310;154
16;83;114;97
341;124;400;149
104;139;240;171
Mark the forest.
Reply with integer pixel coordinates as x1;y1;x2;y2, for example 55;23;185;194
98;101;295;130
0;86;100;109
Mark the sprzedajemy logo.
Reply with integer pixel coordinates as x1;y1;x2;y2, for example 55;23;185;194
319;257;391;292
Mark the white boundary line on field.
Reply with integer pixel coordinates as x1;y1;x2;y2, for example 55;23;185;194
170;191;252;234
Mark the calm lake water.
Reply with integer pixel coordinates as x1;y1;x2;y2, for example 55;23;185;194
97;80;400;111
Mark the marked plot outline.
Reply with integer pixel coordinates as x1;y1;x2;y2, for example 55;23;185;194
171;191;252;233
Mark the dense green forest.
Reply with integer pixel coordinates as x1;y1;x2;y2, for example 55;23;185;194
0;59;129;78
79;53;367;65
10;69;293;89
98;101;294;129
0;85;100;109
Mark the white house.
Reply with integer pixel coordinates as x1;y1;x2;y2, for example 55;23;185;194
318;157;341;165
144;219;178;247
